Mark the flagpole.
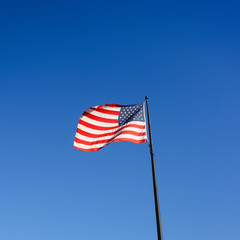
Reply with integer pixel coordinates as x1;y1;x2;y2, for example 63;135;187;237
145;96;163;240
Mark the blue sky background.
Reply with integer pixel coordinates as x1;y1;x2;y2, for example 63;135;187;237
1;1;240;239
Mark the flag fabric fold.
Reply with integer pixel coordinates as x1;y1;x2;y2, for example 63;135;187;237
74;102;148;152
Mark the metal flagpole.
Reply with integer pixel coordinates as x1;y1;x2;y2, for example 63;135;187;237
145;96;163;240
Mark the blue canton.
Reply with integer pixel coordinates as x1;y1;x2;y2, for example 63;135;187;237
118;103;145;126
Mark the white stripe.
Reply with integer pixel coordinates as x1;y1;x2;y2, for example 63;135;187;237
75;128;146;142
74;141;106;150
78;123;118;134
93;106;121;111
86;109;119;119
77;123;146;135
79;115;119;127
114;134;147;140
78;120;145;131
74;135;147;150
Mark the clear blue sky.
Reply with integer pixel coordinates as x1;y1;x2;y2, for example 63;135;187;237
1;1;240;239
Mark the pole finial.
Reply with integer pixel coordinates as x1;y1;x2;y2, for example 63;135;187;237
145;96;149;101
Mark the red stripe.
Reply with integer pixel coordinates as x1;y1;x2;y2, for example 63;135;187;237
78;119;119;130
82;112;119;123
90;107;120;115
97;103;122;108
111;138;147;144
77;125;146;138
73;138;147;152
74;132;146;145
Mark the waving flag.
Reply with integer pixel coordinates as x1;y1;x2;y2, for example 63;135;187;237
74;102;148;152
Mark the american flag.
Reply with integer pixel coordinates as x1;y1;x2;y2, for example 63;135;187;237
74;102;148;152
